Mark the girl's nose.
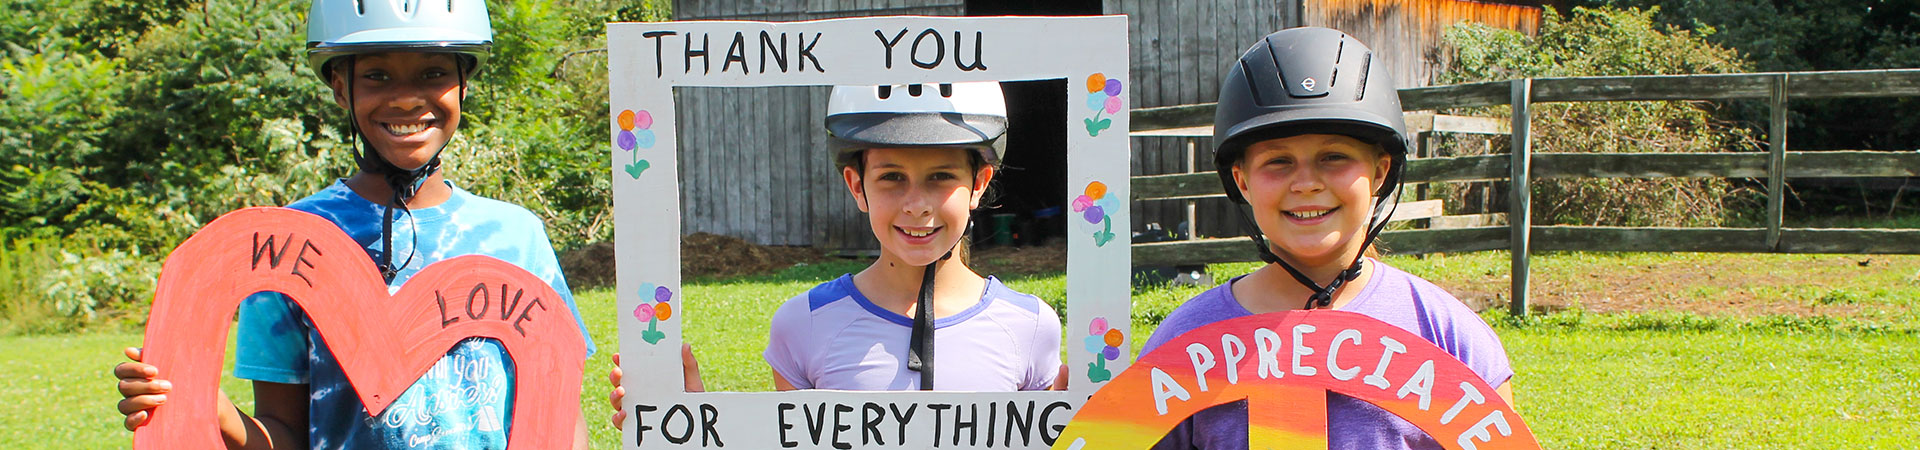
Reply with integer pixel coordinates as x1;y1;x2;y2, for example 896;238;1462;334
902;189;935;217
1290;168;1326;194
388;94;427;110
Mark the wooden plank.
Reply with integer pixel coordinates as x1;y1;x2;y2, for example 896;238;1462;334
1400;80;1511;110
1386;199;1444;222
1785;151;1920;177
1432;213;1506;229
1404;154;1509;182
1532;153;1768;179
1131;172;1221;200
1787;69;1920;98
1131;227;1512;266
1778;228;1920;254
1431;114;1510;135
1530;73;1774;102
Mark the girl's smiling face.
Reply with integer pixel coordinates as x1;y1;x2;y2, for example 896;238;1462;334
1231;133;1391;268
328;52;465;170
844;147;992;266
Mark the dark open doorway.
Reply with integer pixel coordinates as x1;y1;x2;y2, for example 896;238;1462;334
968;0;1102;247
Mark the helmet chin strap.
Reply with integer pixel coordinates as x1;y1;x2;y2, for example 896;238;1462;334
342;56;465;283
906;218;971;391
1237;193;1399;309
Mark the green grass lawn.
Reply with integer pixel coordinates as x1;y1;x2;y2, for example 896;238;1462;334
8;253;1917;448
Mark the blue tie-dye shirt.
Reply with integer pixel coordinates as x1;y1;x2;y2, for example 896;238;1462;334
234;180;596;449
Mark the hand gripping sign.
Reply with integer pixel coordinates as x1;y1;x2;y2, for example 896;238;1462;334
1053;310;1540;450
610;15;1131;449
132;207;586;449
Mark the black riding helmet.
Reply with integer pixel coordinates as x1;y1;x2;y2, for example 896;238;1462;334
1212;27;1410;308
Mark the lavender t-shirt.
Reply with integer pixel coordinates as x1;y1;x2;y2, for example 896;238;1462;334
1140;259;1513;450
764;274;1062;391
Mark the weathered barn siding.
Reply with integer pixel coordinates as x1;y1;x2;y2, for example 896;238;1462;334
1307;0;1540;87
670;1;967;250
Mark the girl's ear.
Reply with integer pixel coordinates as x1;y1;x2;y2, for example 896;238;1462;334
327;73;352;111
842;166;869;213
1230;162;1252;199
970;164;995;208
1370;153;1393;193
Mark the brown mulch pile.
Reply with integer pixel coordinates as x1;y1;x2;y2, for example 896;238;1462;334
558;233;826;289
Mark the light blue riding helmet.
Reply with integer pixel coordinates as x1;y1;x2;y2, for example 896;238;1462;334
306;0;494;81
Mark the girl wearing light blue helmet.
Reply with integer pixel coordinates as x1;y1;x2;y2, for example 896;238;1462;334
113;1;596;448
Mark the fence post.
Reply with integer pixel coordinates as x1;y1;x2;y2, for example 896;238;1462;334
1186;138;1199;241
1767;74;1789;250
1509;79;1533;317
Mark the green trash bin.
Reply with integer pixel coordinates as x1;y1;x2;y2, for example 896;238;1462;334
990;213;1017;247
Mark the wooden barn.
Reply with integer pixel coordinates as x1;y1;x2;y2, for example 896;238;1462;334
668;0;1542;251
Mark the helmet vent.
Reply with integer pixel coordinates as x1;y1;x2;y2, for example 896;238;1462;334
878;85;893;99
1354;51;1372;101
908;84;924;97
355;0;365;15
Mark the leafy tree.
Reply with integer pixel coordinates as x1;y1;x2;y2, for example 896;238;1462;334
1441;6;1758;227
1569;0;1920;150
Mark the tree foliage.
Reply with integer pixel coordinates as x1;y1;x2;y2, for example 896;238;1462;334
1440;6;1759;227
0;0;668;332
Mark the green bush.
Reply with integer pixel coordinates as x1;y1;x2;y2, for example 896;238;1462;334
1439;7;1759;227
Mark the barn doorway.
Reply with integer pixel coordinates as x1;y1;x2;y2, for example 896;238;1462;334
966;0;1102;248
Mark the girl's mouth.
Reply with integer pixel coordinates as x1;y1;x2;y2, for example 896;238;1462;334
381;121;432;136
1284;207;1337;222
896;226;941;243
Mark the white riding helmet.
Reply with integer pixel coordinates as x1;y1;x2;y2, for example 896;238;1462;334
305;0;494;81
825;82;1009;164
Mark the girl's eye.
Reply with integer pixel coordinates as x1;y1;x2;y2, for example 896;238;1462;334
1321;153;1352;163
929;172;960;181
876;172;907;182
361;71;390;82
423;69;449;79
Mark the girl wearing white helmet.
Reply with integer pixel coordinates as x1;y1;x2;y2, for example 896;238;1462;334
1140;28;1513;449
609;83;1062;427
764;82;1067;392
112;1;596;448
756;82;1064;392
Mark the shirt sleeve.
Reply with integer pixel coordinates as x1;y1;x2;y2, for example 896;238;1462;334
233;291;311;384
1025;299;1064;391
763;295;814;389
1420;285;1515;388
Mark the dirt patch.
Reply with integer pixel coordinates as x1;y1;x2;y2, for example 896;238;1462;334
558;233;827;289
967;241;1068;277
1423;253;1919;318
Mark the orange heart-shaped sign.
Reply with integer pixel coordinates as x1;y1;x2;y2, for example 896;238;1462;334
133;207;585;449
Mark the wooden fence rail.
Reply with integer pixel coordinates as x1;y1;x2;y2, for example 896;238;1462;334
1128;69;1920;315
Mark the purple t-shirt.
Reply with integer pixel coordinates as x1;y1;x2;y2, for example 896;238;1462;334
764;274;1063;391
1140;259;1513;450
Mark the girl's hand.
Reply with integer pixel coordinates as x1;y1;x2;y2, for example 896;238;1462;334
609;343;704;430
114;347;171;431
1050;364;1069;390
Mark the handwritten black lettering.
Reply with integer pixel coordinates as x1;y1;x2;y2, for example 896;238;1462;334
910;29;944;69
511;297;547;338
634;404;659;446
797;32;824;73
436;291;460;327
465;283;489;320
685;32;710;74
875;29;908;69
1039;401;1072;445
722;31;748;74
861;402;886;445
777;403;799;448
700;403;724;447
759;31;788;73
643;31;676;77
954;31;987;71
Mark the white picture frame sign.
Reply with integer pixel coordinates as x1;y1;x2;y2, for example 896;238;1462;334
610;15;1131;449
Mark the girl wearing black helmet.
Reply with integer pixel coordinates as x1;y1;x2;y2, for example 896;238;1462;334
763;82;1063;392
113;1;596;448
1139;28;1514;449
